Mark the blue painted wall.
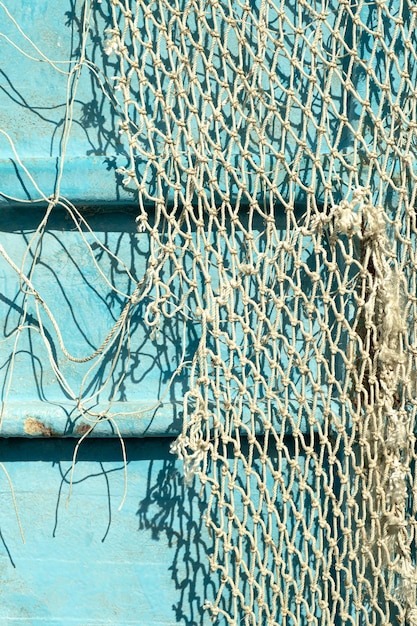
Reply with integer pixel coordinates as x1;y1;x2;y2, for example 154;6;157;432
0;437;212;625
1;0;414;623
0;436;332;625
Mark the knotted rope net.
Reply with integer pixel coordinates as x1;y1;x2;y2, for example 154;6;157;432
2;0;417;623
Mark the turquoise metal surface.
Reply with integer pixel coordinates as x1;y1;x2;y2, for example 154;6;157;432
0;1;414;624
0;0;351;434
0;0;347;208
0;205;188;437
0;204;345;437
0;436;335;625
1;1;411;438
1;1;412;211
0;437;210;625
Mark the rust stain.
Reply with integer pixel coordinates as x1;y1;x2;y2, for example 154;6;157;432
24;417;58;437
75;422;92;436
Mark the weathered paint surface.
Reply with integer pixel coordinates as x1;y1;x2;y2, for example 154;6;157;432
0;207;343;623
0;436;335;625
0;205;344;437
0;1;411;624
0;437;214;625
0;0;346;208
0;207;189;437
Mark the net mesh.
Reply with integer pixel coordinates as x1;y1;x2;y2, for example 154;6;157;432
2;0;417;623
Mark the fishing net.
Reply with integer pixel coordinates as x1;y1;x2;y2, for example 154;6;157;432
1;0;417;623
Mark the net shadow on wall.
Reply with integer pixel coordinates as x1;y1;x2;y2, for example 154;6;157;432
0;438;217;624
137;449;216;626
63;0;351;208
0;0;129;204
52;437;218;626
0;205;200;436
